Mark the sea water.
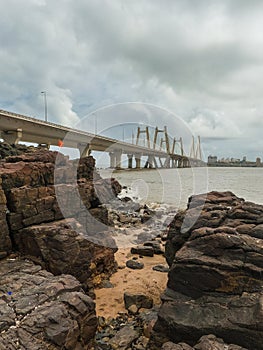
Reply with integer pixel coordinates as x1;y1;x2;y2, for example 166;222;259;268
99;167;263;208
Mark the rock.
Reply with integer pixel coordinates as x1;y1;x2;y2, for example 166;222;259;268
134;336;149;349
126;259;144;270
143;241;164;254
13;218;117;291
124;292;153;310
131;245;154;257
161;335;249;350
162;342;193;350
194;334;248;350
0;258;97;349
109;325;140;349
152;264;169;273
128;304;138;314
151;191;263;350
0;188;12;258
136;231;159;243
0;150;120;287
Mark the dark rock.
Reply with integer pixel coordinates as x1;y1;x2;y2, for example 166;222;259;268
143;241;164;254
151;191;263;350
0;258;97;349
136;231;159;244
126;259;144;270
13;218;117;290
131;245;154;257
194;334;248;350
152;264;169;273
124;292;153;310
121;196;132;202
0;187;12;258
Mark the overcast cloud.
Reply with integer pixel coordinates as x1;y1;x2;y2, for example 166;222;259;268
1;0;263;159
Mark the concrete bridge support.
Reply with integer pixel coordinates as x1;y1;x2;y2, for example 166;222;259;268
109;150;122;169
109;152;116;168
1;128;22;145
78;142;91;158
171;159;177;168
135;154;142;169
115;150;122;169
164;156;171;168
127;154;133;169
144;155;155;168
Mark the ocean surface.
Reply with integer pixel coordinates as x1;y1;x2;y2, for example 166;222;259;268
99;167;263;209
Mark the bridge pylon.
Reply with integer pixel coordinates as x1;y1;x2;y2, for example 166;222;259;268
136;126;150;148
195;135;202;160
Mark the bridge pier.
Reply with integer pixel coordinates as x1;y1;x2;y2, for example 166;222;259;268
144;155;155;168
164;156;171;168
127;154;133;169
109;152;116;168
109;150;122;169
115;150;122;169
135;154;141;169
2;128;22;145
78;142;91;158
171;159;177;168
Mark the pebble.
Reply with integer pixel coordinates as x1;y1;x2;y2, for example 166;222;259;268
152;264;169;273
126;259;144;270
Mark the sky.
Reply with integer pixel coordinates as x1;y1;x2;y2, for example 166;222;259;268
1;0;263;160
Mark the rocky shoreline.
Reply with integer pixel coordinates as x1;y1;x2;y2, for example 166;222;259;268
0;143;262;349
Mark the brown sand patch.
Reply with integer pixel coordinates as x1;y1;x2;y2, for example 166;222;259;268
95;248;168;318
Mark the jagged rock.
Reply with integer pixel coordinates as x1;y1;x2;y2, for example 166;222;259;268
0;258;97;349
0;149;120;283
151;191;263;350
124;292;153;310
0;187;12;258
109;325;140;349
0;141;39;160
161;334;249;350
13;218;117;290
194;334;248;350
131;245;154;257
126;259;144;270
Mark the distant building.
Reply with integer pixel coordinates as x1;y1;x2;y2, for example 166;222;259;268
208;155;217;164
208;154;262;167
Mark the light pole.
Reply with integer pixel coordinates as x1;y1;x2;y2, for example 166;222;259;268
92;113;97;135
41;91;48;122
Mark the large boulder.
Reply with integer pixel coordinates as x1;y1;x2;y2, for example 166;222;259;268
0;258;97;349
0;149;123;348
13;218;117;290
0;150;120;285
151;191;263;350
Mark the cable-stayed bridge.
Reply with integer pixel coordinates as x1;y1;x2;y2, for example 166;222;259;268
0;109;206;169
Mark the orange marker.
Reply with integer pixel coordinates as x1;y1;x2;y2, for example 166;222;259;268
58;139;64;147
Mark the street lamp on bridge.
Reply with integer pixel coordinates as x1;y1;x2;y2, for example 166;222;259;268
41;91;48;122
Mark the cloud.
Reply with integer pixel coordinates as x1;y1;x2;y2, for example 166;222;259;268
1;0;263;159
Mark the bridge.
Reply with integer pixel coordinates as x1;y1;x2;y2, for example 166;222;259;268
0;109;206;169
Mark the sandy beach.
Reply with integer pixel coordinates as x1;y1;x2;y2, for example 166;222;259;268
95;248;168;318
